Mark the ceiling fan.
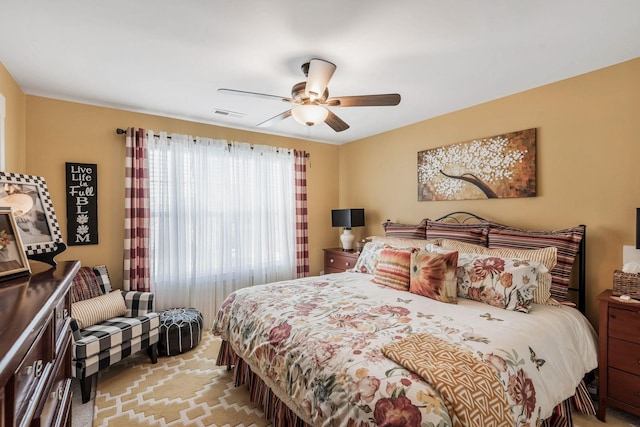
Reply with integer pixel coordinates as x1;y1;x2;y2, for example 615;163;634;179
218;58;401;132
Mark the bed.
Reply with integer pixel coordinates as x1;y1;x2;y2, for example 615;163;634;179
213;213;597;427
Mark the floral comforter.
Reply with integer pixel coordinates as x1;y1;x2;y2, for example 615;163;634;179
212;272;598;427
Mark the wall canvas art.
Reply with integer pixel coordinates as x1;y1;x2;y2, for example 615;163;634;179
418;128;536;201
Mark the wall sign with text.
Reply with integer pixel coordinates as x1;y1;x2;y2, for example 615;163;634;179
66;162;98;245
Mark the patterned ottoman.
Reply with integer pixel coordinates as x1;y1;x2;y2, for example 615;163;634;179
158;308;203;356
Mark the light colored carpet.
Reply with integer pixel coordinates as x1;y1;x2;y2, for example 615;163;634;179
71;376;95;427
83;331;639;427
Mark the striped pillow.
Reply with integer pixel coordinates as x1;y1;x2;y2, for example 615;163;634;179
372;247;413;291
71;291;127;329
71;267;104;303
370;236;441;249
382;219;428;240
488;226;584;302
440;239;558;305
426;221;490;246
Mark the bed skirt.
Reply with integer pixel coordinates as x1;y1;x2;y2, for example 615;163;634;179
215;339;595;427
216;339;309;426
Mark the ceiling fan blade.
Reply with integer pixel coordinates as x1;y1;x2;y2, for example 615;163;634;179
325;110;350;132
325;94;401;107
257;110;292;127
305;58;336;101
218;88;293;103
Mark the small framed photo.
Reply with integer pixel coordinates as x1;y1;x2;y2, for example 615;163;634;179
0;172;65;258
0;207;31;279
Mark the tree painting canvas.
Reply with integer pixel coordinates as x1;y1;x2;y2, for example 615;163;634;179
418;128;536;201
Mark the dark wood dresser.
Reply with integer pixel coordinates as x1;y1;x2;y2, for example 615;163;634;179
597;289;640;421
323;248;360;274
0;260;80;427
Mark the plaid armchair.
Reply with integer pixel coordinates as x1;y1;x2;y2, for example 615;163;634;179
69;267;159;403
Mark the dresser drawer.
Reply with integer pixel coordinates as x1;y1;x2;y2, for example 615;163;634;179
37;331;72;427
609;337;640;376
609;307;640;341
13;320;54;422
608;368;640;409
54;294;71;345
324;251;357;272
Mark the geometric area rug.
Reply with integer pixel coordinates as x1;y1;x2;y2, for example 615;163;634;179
93;331;271;427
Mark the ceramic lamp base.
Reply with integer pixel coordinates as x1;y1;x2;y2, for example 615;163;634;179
340;228;354;251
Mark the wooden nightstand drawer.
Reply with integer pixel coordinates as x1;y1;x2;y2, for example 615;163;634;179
609;337;640;376
323;248;359;274
609;368;640;408
325;252;357;270
609;307;640;341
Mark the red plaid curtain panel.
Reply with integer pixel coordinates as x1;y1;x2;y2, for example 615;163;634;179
295;150;309;278
124;128;151;292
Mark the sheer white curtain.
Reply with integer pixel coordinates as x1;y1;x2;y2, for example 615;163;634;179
147;131;297;326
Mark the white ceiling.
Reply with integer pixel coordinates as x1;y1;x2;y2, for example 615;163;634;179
1;1;639;145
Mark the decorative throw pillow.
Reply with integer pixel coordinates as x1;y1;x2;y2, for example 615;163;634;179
352;241;386;274
372;247;413;291
71;291;127;329
425;221;490;246
488;226;584;302
369;236;441;249
409;249;459;303
92;265;113;293
381;219;428;239
456;252;548;313
440;239;558;306
71;267;104;303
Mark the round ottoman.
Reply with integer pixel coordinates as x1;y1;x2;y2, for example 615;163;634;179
158;307;203;356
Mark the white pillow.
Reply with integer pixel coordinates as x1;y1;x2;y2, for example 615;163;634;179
71;291;127;329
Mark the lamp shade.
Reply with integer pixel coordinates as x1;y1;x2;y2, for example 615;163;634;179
331;209;365;229
291;104;328;126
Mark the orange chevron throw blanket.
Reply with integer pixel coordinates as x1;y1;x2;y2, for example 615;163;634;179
382;333;514;427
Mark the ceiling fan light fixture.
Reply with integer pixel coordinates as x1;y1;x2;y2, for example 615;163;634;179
304;59;336;101
291;104;328;126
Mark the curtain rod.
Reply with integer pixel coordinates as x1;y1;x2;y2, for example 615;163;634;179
116;128;310;159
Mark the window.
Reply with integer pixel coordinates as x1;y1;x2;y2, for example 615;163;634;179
147;132;296;325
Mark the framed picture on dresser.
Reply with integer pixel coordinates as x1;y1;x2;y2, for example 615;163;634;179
0;207;30;280
0;172;66;265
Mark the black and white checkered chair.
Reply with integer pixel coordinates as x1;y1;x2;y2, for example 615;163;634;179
69;266;160;403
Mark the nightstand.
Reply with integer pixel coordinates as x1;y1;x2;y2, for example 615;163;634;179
323;248;360;274
597;289;640;421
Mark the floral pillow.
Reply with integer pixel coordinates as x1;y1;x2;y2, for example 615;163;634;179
409;249;459;303
352;240;386;274
456;252;548;313
372;247;412;291
440;239;558;306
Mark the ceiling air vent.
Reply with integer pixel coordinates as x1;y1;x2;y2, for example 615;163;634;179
212;108;246;119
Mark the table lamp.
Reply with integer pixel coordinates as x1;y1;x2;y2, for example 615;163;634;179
331;208;365;251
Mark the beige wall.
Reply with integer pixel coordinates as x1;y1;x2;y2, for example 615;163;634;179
23;97;339;287
5;56;640;326
339;57;640;325
0;61;27;172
